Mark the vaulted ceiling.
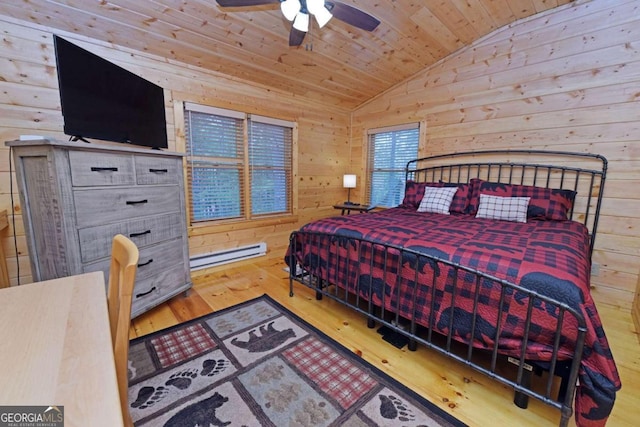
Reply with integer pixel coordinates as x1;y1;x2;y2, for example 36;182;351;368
0;0;573;109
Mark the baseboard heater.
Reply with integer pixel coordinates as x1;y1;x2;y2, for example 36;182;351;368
189;242;267;271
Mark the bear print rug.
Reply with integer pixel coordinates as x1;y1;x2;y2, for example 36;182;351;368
127;294;466;427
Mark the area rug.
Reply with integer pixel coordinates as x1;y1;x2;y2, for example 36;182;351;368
127;294;466;427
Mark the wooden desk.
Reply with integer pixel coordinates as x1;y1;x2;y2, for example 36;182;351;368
0;209;9;288
0;271;124;426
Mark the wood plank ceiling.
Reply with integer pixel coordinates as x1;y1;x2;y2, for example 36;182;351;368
0;0;573;110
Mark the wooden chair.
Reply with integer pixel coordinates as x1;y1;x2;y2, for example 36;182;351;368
107;234;139;427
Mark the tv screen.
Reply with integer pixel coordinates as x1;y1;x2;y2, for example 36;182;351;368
53;35;168;149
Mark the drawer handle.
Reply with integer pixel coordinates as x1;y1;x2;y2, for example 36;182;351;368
136;286;156;298
90;167;118;172
138;258;153;267
126;199;148;205
149;168;168;173
130;230;151;238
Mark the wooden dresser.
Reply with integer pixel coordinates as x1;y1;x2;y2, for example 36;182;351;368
6;139;192;317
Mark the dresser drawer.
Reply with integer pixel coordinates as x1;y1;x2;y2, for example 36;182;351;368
132;238;185;281
69;150;135;187
135;155;182;185
83;237;185;282
77;213;185;263
74;185;180;227
131;265;187;316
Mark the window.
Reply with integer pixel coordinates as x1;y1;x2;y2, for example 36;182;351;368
366;123;420;208
185;103;294;223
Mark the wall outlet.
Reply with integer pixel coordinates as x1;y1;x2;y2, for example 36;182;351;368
591;262;600;276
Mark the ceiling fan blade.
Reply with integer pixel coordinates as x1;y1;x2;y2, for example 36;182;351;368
215;0;279;7
289;27;306;47
327;2;380;31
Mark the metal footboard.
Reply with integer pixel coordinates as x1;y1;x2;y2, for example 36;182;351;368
288;231;587;427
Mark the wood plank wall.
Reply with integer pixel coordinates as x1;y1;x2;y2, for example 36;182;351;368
0;16;350;285
351;0;640;317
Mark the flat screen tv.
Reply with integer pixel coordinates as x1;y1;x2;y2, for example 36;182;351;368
53;35;168;149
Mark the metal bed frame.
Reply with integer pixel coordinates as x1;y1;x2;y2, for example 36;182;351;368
288;149;607;427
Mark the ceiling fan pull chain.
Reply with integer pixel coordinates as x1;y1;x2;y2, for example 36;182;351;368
306;23;314;51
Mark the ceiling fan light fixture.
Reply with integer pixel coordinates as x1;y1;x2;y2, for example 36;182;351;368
280;0;300;22
313;6;332;28
306;0;325;15
293;11;309;32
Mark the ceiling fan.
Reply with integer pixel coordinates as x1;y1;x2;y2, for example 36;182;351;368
215;0;380;46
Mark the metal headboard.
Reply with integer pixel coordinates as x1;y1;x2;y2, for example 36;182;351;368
405;150;607;258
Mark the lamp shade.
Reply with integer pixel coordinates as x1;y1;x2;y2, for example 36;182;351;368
343;174;357;188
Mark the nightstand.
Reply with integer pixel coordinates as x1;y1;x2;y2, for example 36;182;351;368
333;203;375;215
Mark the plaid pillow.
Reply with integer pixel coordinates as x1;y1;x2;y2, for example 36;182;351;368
417;186;459;215
475;194;530;223
400;180;433;208
466;179;576;220
401;181;470;213
440;182;471;214
466;178;485;214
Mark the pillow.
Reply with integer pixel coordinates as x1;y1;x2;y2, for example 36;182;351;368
400;180;431;208
466;179;576;220
475;194;530;223
417;186;459;215
401;181;470;213
439;182;471;214
466;178;484;214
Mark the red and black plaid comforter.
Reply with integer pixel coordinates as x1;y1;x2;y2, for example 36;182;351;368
287;207;620;427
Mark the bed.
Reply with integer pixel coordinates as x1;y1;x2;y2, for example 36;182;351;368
286;150;621;427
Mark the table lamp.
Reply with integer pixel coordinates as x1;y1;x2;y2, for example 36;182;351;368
343;174;357;205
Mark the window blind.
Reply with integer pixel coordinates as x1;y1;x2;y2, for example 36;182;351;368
366;123;420;207
185;103;294;223
186;110;245;222
248;119;292;216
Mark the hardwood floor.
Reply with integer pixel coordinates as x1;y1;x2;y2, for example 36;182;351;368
130;257;639;426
